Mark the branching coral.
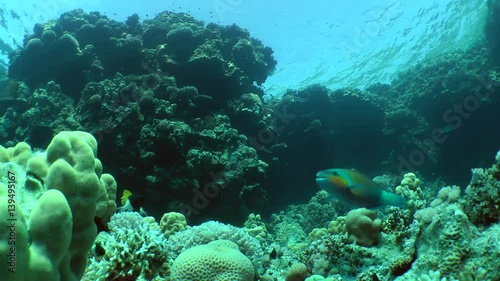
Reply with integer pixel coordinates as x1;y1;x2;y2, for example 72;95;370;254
83;212;169;281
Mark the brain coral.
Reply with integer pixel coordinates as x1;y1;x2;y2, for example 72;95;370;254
165;220;264;272
170;240;255;281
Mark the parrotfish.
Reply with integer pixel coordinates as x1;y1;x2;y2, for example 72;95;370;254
315;168;406;208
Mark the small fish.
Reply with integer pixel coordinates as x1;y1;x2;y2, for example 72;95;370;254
120;189;133;205
316;168;406;208
117;189;146;214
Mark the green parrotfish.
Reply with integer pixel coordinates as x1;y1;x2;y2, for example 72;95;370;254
315;168;406;208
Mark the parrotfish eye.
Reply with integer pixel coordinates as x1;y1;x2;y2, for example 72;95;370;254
331;171;338;176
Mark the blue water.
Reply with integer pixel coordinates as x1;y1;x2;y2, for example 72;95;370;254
0;0;487;95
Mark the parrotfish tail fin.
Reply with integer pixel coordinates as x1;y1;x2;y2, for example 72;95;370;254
380;190;407;208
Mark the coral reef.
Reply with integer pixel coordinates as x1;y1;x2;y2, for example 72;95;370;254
1;6;500;281
395;161;500;281
4;7;500;223
251;154;500;280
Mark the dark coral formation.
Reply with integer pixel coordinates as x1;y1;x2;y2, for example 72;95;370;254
3;9;276;224
261;85;389;209
258;44;500;210
142;12;275;108
8;9;275;108
386;47;500;183
461;159;500;227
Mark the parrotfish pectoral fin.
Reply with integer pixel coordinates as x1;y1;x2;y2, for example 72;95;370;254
380;190;407;207
325;193;335;199
347;183;364;189
347;183;374;197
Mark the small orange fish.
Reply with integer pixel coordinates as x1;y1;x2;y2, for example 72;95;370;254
316;169;406;208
